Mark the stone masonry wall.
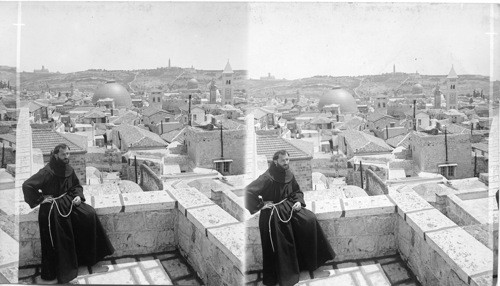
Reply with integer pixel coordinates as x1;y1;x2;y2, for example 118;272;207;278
165;186;244;286
444;194;482;226
246;195;398;271
141;164;164;192
185;127;246;175
411;132;472;179
391;192;492;286
0;146;15;166
247;191;493;286
86;148;123;172
18;191;177;266
289;159;313;192
365;169;388;196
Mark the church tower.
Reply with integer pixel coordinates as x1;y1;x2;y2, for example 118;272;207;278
221;61;234;105
433;82;441;109
209;79;217;104
446;65;458;110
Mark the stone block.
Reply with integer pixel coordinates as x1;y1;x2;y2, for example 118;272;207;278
388;191;433;218
314;199;343;220
165;187;214;215
343;195;395;217
93;194;123;215
426;227;493;284
246;226;261;245
144;210;176;230
405;209;457;239
19;221;39;240
156;229;176;248
113;212;145;232
246;212;260;228
186;205;238;234
353;236;377;255
207;223;245;270
18;204;38;222
397;216;412;241
334;217;366;236
122;191;175;213
98;214;115;232
470;274;493;286
365;214;395;235
377;234;397;255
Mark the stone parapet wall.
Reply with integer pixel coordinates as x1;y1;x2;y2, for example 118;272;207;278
247;191;493;286
141;164;164;192
445;194;484;226
390;192;492;286
18;190;176;267
165;186;244;286
211;188;247;222
246;195;398;271
365;169;388;195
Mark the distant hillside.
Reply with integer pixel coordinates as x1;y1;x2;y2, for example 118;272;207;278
0;66;248;94
0;66;497;102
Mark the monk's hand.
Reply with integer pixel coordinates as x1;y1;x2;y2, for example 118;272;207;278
292;202;302;211
73;196;81;206
261;202;273;210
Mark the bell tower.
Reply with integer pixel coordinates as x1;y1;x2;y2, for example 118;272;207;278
446;65;458;110
221;60;234;105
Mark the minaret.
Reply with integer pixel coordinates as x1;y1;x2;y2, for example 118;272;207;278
221;60;234;105
446;65;458;110
393;64;395;74
168;58;171;68
433;81;441;109
209;79;217;104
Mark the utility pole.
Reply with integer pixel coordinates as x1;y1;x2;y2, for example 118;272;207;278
220;122;224;158
360;161;364;189
134;155;138;184
444;127;448;163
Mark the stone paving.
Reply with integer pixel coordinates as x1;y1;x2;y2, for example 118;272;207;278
245;254;421;286
18;249;203;285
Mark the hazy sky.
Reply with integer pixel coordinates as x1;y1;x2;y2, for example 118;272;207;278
0;2;498;80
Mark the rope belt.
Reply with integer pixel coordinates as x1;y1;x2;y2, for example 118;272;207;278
267;199;295;252
41;193;75;248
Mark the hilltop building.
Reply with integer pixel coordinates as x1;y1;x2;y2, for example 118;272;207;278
33;65;50;73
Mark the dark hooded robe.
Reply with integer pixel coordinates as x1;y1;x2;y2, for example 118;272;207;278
22;155;114;283
245;163;335;286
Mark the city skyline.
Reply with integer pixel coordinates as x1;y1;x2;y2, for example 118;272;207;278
0;2;498;80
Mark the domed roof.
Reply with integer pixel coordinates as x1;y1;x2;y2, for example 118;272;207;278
318;86;357;114
187;78;199;89
92;81;132;108
412;83;424;94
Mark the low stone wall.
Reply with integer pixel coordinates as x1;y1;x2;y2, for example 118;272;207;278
390;192;492;286
18;191;177;266
246;192;493;286
212;187;247;222
246;195;398;271
165;186;244;286
141;164;164;192
365;168;388;195
445;194;483;226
